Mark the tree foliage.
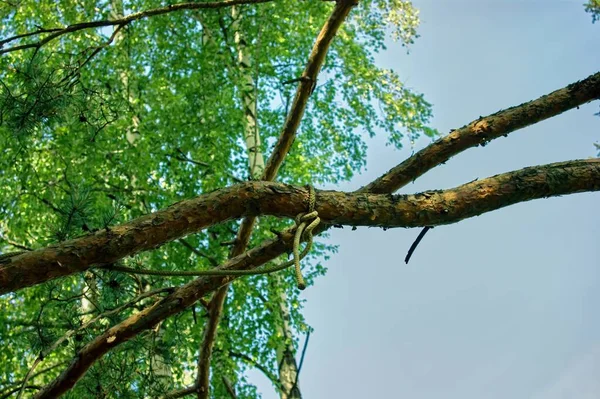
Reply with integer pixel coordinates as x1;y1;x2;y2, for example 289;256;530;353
0;1;598;398
585;0;600;22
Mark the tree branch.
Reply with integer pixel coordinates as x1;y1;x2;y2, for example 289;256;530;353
14;288;172;398
0;0;276;55
0;363;65;398
221;376;237;399
228;351;282;390
3;158;600;295
0;385;42;399
362;71;600;194
262;0;358;181
159;384;197;399
178;239;219;267
31;158;600;398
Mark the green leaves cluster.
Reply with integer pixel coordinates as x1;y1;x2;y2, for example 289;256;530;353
0;1;435;397
585;0;600;22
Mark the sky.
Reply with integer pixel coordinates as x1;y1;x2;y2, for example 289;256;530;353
250;1;600;398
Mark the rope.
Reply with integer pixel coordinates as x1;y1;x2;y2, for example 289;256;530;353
101;186;320;290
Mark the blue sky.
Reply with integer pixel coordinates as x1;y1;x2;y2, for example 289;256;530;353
251;1;600;398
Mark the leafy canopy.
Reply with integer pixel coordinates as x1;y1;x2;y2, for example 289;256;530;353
0;1;435;397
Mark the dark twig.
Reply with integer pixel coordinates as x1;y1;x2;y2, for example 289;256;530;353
404;226;432;264
289;330;310;396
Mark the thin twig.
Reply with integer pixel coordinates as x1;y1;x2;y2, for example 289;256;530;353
221;376;237;399
404;226;431;264
288;330;310;396
0;0;276;54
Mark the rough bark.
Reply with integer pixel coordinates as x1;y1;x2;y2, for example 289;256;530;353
362;71;600;193
30;158;600;398
3;159;600;295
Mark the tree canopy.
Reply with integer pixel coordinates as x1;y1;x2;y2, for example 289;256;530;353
0;1;598;398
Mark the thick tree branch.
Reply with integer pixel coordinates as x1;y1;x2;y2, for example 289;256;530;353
0;0;275;54
262;0;358;181
31;158;600;398
363;71;600;194
3;158;600;295
196;1;357;396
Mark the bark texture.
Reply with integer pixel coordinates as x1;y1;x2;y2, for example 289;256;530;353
3;159;600;295
30;158;600;399
362;71;600;193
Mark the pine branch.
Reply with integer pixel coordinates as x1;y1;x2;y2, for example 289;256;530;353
362;71;600;194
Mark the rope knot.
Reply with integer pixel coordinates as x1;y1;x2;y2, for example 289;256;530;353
291;185;320;290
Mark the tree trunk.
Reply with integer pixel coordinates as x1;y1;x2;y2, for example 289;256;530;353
271;274;302;399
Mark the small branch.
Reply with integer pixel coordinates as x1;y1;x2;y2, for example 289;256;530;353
221;376;237;399
289;330;310;396
0;0;276;55
0;363;65;397
159;384;197;399
196;288;226;399
171;148;211;167
0;235;33;252
0;385;42;399
228;351;282;390
16;288;171;398
58;23;126;86
169;149;244;183
178;239;219;267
